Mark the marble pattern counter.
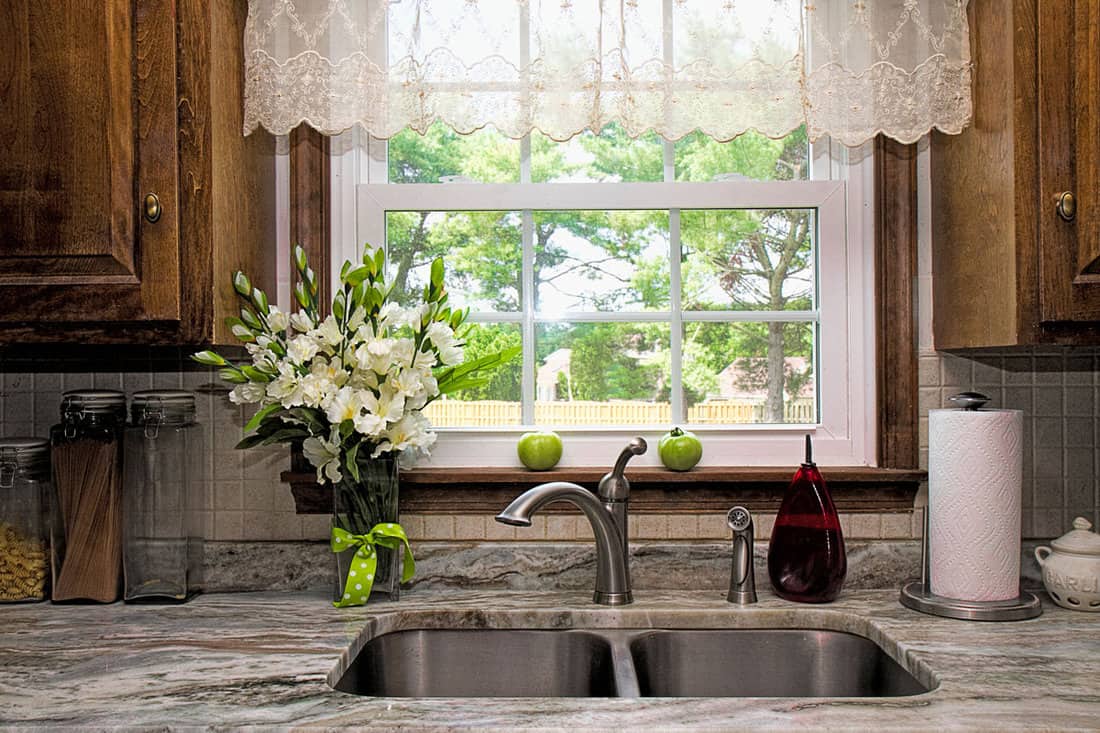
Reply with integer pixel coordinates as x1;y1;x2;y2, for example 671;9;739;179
1;589;1098;731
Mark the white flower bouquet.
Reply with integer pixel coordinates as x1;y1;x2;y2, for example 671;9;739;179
194;245;517;604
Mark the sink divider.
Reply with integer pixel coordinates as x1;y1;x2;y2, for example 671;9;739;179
607;634;641;698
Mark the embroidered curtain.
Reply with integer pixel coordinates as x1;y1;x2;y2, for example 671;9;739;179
244;0;971;146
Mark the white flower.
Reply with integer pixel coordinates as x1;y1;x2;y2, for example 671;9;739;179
424;322;463;365
302;429;343;484
347;305;367;331
391;338;415;368
352;409;385;438
372;413;436;459
286;335;320;365
231;323;253;340
325;385;363;425
266;363;305;408
356;337;400;375
228;382;266;405
364;383;406;425
267;306;289;333
412;349;438;374
300;358;344;408
289;311;315;333
314;315;343;348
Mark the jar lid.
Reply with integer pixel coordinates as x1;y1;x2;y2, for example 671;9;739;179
0;437;50;468
1051;517;1100;555
61;389;127;417
131;390;196;424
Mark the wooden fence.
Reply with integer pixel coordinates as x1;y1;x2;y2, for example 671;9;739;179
423;398;816;427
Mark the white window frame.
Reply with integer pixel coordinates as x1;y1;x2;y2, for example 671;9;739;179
329;129;876;468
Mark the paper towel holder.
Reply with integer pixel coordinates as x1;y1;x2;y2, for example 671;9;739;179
899;391;1043;621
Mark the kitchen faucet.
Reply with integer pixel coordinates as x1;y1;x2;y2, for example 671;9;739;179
495;437;646;606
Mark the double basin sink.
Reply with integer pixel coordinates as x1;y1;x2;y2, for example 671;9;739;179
333;627;932;699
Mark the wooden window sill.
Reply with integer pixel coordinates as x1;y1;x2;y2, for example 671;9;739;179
280;465;925;515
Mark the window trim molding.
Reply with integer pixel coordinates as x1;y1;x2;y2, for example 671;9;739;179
282;135;924;509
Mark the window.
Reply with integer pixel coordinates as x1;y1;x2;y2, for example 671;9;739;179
329;121;874;468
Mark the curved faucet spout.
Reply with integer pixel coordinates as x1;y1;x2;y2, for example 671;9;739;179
495;481;632;605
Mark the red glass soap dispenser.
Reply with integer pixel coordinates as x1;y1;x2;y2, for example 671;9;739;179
767;435;847;603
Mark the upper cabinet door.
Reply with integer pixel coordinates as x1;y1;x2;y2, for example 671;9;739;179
0;0;180;323
1038;0;1100;323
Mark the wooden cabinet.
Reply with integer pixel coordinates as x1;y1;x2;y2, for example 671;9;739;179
0;0;274;345
932;0;1100;349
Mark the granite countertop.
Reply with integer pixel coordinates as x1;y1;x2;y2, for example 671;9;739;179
2;589;1098;731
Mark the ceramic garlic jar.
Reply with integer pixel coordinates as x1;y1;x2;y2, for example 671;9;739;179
1035;517;1100;612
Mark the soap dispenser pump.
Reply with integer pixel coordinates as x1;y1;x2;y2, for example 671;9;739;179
767;435;847;603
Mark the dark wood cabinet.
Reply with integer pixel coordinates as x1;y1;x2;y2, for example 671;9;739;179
932;0;1100;349
0;0;274;344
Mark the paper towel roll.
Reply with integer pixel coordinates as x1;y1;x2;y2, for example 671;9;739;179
928;408;1023;602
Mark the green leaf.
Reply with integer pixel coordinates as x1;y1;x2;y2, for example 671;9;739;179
241;307;263;330
344;441;361;482
233;271;252;297
245;403;283;433
340;260;352;281
258;428;310;446
240;365;272;383
450;307;467;330
430;257;444;288
285;407;327;434
338;418;355;441
344;265;370;287
435;345;522;395
373;247;386;274
332;291;347;320
218;368;248;384
191;350;226;367
294;282;311;309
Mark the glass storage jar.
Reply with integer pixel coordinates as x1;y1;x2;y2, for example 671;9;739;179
0;438;51;603
122;390;203;602
50;389;127;603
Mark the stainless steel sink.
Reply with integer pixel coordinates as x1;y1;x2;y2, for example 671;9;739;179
333;629;619;697
630;629;928;697
333;627;931;699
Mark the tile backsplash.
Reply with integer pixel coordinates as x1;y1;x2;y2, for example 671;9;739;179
2;346;1094;543
918;349;1100;539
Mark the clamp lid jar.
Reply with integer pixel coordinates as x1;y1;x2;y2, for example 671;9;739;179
123;389;203;602
0;437;51;603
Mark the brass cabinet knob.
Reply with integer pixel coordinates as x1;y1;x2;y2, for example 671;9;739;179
142;192;162;223
1056;191;1076;222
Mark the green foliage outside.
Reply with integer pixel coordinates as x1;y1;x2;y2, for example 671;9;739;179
384;122;815;421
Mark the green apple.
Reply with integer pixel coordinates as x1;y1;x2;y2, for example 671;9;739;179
658;427;702;471
517;431;563;470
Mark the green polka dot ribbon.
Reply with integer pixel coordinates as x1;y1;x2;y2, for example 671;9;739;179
330;524;415;608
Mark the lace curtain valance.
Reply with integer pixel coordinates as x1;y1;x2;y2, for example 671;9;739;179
244;0;971;146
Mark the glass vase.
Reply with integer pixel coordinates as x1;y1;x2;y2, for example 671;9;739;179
332;455;401;602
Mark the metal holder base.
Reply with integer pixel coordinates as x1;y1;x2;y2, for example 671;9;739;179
900;582;1042;621
899;505;1043;621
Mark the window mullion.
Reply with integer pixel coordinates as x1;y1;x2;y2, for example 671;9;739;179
521;207;535;425
670;206;684;424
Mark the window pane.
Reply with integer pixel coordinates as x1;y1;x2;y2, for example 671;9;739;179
386;211;522;312
532;123;664;183
534;210;670;314
680;208;814;311
683;321;816;425
422;323;523;427
535;322;671;426
675;126;810;182
388;122;520;183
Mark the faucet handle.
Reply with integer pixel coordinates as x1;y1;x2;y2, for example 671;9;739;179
598;437;647;501
727;506;758;605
